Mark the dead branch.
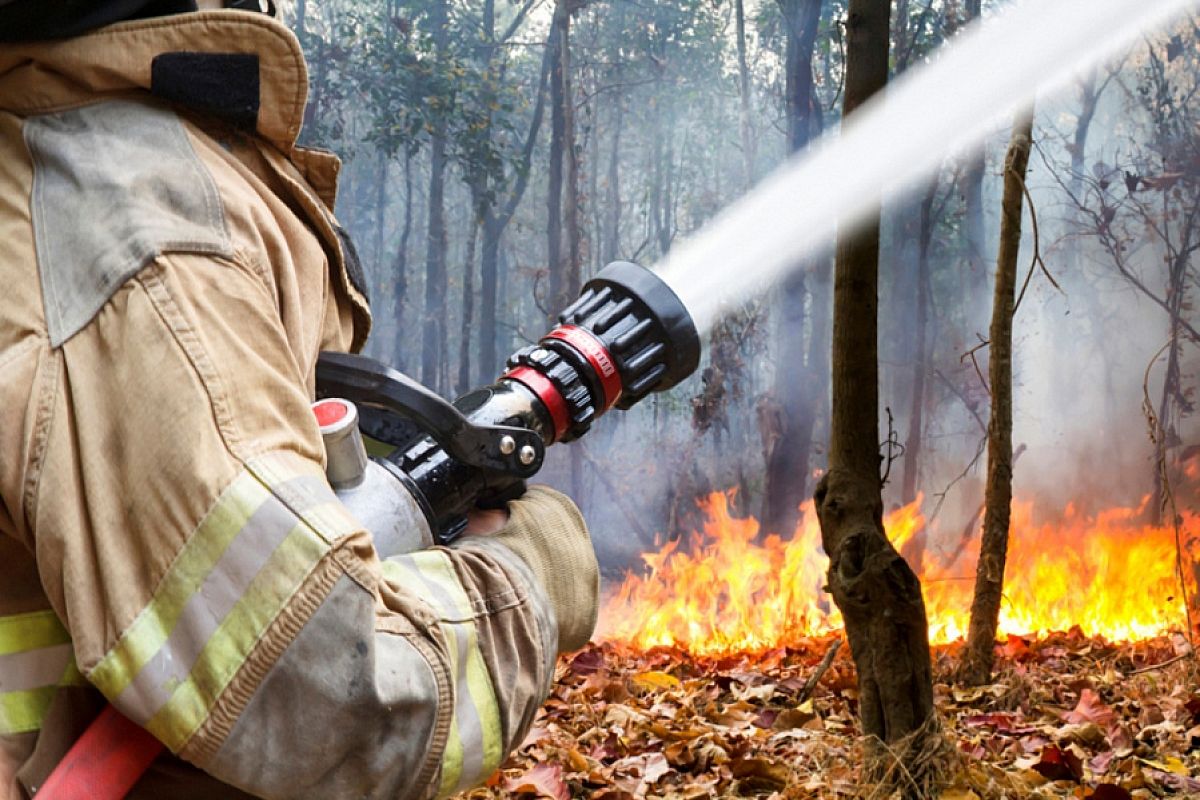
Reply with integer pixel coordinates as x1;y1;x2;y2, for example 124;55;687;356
799;637;843;702
933;368;987;435
1142;340;1195;643
1012;171;1064;315
1124;651;1193;675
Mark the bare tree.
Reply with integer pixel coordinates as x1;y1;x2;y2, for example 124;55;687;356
814;0;937;792
959;110;1035;687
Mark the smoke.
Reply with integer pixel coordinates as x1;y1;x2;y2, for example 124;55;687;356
652;0;1200;336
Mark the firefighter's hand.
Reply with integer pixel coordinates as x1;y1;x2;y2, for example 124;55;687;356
481;486;599;652
464;507;509;536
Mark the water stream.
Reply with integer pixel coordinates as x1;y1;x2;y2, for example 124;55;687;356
656;0;1200;336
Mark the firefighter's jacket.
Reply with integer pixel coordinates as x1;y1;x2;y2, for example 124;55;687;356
0;11;599;799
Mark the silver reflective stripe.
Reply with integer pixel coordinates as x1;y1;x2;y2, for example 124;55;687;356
0;643;73;693
113;473;338;725
115;495;302;722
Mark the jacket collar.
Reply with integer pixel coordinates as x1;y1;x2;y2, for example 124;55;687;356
0;10;308;152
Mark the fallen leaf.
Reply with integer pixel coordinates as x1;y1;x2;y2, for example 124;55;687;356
1063;688;1116;728
630;670;681;691
503;763;570;800
1032;745;1083;782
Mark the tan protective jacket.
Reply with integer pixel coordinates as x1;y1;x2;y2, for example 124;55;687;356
0;11;597;799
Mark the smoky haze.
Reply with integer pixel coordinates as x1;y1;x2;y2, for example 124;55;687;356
292;0;1200;585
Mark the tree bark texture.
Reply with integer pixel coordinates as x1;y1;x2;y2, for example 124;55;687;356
421;0;450;394
762;0;822;538
814;0;935;785
960;111;1034;687
478;29;553;383
391;151;413;371
546;5;566;319
457;220;479;395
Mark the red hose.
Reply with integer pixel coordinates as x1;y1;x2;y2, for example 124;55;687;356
37;705;164;799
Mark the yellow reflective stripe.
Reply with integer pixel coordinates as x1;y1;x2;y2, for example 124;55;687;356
383;552;505;795
0;686;56;735
89;471;270;702
438;620;465;797
0;611;88;735
464;631;504;777
89;454;358;753
0;610;70;656
143;522;328;750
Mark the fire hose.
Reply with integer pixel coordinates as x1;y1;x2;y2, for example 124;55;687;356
38;260;699;798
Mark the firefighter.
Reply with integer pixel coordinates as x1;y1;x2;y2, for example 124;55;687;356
0;1;601;798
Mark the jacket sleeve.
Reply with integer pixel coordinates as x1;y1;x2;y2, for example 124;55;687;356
28;250;596;799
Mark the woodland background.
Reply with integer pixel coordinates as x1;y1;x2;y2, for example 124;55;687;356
283;0;1200;572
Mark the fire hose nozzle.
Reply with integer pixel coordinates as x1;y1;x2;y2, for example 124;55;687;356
504;261;701;443
316;261;700;539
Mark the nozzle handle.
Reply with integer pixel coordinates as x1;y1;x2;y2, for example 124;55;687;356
316;352;544;478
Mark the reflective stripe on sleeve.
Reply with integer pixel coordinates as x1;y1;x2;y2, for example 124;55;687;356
0;610;88;735
382;551;504;797
88;452;360;752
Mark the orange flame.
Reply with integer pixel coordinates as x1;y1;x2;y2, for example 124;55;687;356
599;492;1193;655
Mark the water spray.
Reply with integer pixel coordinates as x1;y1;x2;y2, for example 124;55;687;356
656;0;1200;335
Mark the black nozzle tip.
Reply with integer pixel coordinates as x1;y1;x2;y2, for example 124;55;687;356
583;261;700;399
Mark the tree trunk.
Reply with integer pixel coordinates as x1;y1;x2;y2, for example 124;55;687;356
457;219;480;395
422;0;450;394
478;25;554;383
959;110;1034;687
735;0;755;188
603;98;622;264
392;150;414;370
814;0;936;790
762;0;822;537
546;5;567;318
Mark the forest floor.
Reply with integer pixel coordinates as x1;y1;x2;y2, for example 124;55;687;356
459;633;1200;800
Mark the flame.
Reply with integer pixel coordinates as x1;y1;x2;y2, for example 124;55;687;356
599;492;1194;655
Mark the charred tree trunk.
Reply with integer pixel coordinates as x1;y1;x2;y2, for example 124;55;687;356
814;0;936;790
960;111;1034;687
762;0;822;537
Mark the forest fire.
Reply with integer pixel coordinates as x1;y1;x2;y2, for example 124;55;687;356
600;492;1193;655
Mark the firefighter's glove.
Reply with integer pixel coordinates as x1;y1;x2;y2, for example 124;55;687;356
489;485;599;652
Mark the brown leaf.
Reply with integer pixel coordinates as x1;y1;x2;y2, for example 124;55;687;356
731;757;789;792
1063;688;1116;728
1032;745;1083;782
503;763;570;800
570;649;605;676
772;707;817;730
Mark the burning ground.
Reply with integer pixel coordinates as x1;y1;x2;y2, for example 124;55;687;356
454;494;1200;799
